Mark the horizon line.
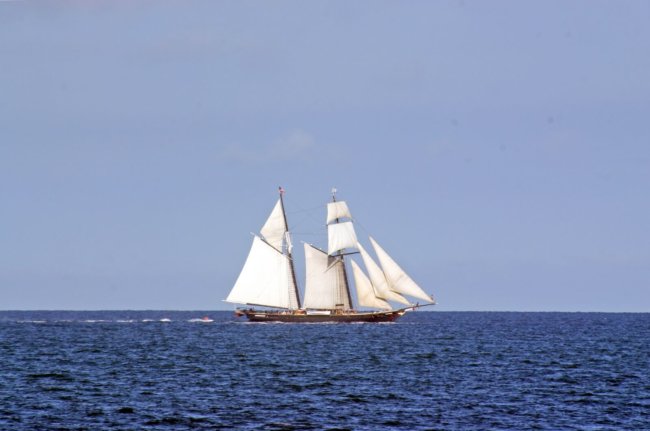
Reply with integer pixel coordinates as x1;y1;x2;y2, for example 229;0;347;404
1;309;648;313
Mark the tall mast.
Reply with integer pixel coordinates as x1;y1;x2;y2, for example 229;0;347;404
279;186;301;309
331;188;354;310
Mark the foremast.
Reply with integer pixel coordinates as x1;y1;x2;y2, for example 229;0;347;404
325;190;435;311
330;188;354;310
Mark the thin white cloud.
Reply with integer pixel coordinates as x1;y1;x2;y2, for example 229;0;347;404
219;129;316;164
272;129;315;159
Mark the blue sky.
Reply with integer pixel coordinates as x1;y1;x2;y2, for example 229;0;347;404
1;1;649;311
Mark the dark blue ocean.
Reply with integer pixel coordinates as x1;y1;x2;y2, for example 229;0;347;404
0;311;648;430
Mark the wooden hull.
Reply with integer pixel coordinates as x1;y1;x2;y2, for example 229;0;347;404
235;308;408;323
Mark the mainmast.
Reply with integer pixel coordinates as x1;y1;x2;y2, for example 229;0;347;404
279;186;302;309
331;188;354;310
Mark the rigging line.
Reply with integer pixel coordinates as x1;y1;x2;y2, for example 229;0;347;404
291;232;327;236
289;213;320;233
286;204;326;215
289;205;328;232
286;208;328;238
286;201;322;219
351;216;372;240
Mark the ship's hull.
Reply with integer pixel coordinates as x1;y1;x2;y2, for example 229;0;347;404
235;308;408;323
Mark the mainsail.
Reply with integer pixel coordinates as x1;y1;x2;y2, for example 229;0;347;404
226;236;299;309
369;237;433;303
226;191;300;309
303;244;350;310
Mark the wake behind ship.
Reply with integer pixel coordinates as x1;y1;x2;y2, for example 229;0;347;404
224;187;435;322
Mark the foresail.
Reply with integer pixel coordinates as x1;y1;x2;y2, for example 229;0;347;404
327;221;358;255
260;199;286;252
303;244;350;310
326;201;352;224
226;236;299;309
350;260;391;310
370;237;433;303
356;242;411;306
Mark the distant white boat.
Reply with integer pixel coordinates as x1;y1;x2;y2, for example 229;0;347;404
188;317;213;323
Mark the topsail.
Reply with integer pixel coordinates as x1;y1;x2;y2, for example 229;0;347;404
327;221;358;255
326;201;352;224
260;199;286;251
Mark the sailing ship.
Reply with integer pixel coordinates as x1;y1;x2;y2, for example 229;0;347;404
225;187;435;322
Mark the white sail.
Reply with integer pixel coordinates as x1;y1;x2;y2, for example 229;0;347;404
285;231;293;254
260;199;286;251
350;260;391;310
356;242;411;306
226;236;298;309
303;244;350;309
326;201;352;224
327;221;358;255
369;237;433;302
